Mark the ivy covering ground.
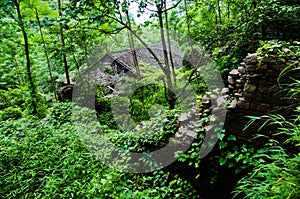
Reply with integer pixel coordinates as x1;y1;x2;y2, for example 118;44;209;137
0;103;200;199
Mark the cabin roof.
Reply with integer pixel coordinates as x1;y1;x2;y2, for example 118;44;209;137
99;43;184;73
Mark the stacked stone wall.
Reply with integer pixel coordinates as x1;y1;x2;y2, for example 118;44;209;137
223;53;300;145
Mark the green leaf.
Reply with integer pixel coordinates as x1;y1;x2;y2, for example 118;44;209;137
228;135;236;141
219;158;227;166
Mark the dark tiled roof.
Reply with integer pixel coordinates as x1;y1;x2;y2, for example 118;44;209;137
101;43;184;72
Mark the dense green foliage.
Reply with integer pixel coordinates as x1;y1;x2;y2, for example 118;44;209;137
0;103;200;198
233;108;300;199
0;0;299;198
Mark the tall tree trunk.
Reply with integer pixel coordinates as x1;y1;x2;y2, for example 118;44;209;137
35;8;57;101
227;0;230;20
184;0;199;85
58;0;70;85
217;0;222;25
215;10;219;33
158;10;171;87
164;0;176;84
15;0;38;114
125;10;140;78
184;0;193;48
157;3;175;110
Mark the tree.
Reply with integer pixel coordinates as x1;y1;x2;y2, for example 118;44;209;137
15;0;38;113
164;0;176;84
20;0;58;100
68;0;182;109
131;0;182;109
125;8;141;78
35;8;57;100
58;0;71;85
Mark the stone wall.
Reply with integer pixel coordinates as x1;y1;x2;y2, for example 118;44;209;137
229;53;299;145
207;52;300;146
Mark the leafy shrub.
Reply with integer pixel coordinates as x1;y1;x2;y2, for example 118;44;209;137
0;103;200;198
0;107;22;120
45;102;73;127
233;109;300;199
233;57;300;198
0;88;26;110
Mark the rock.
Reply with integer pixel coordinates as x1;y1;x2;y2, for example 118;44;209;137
264;55;277;63
186;130;198;138
221;88;229;96
229;69;240;76
228;99;237;109
236;84;244;88
204;125;214;132
239;97;245;102
202;95;210;104
245;64;255;71
258;63;268;70
244;83;257;93
247;73;263;79
274;63;287;71
204;109;211;114
238;66;246;74
234;93;242;98
217;96;226;107
212;107;225;113
228;85;234;89
228;76;235;84
236;79;245;84
190;107;197;114
245;53;258;64
178;113;189;122
57;84;74;101
223;95;229;100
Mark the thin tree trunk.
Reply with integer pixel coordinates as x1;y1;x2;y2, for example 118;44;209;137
58;0;70;85
184;0;199;85
115;14;176;109
215;10;219;33
12;53;24;84
72;53;80;71
125;10;140;78
35;9;57;101
164;0;176;84
15;0;38;114
158;10;171;87
217;0;222;25
227;0;230;20
184;0;193;49
157;4;175;110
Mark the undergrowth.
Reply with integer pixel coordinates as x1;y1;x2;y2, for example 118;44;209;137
0;102;200;198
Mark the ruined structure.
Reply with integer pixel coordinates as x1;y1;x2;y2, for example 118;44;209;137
99;43;183;76
212;51;299;146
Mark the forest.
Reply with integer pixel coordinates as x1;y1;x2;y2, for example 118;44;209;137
0;0;300;198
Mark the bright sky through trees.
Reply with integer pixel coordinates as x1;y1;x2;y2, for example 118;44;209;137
129;1;151;24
